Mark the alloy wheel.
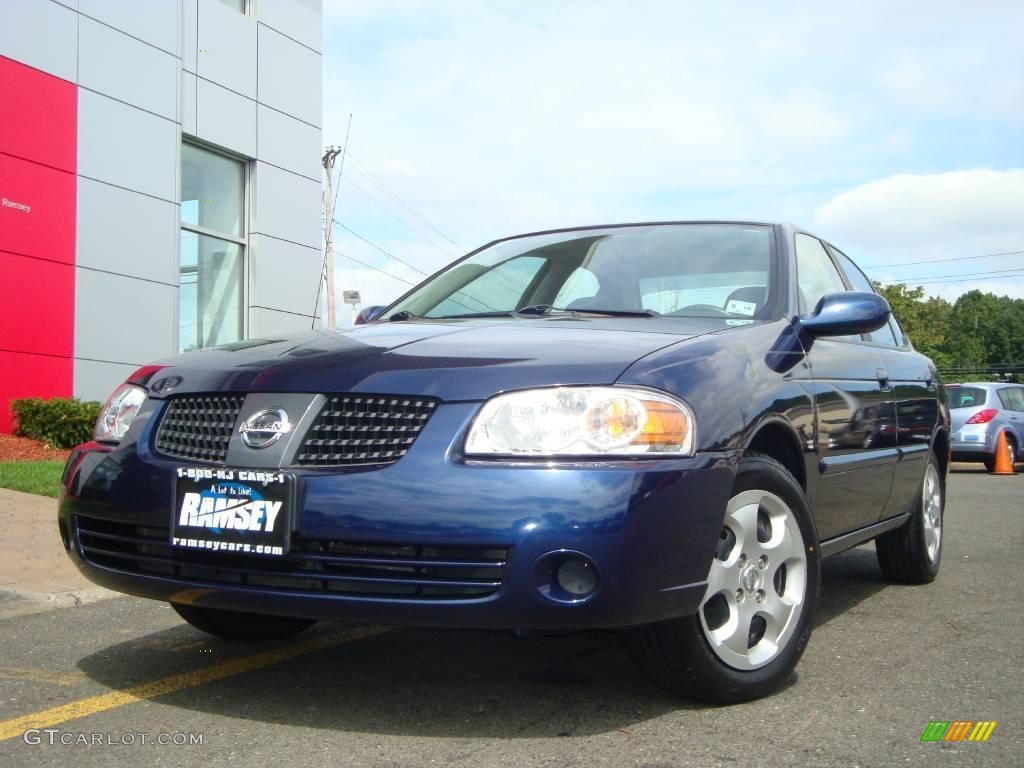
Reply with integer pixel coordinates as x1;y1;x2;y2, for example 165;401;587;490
921;462;942;563
699;490;808;670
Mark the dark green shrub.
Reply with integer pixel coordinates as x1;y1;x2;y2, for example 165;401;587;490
11;397;102;449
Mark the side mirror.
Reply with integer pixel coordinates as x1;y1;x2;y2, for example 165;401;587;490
800;292;890;337
354;305;386;325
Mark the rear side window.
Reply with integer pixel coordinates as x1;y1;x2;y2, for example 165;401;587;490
948;387;987;409
889;316;908;347
829;246;896;346
997;387;1024;411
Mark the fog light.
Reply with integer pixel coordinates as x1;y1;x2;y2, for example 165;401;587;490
532;550;600;604
557;557;597;597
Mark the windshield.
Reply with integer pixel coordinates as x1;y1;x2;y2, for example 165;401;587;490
381;223;776;323
948;387;987;409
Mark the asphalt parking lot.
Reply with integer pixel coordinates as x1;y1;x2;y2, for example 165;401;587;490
0;467;1021;768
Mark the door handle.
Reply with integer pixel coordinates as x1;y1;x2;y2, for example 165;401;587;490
876;368;891;391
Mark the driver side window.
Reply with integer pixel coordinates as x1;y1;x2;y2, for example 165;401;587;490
795;234;847;314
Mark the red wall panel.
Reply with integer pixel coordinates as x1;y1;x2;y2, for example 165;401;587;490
0;153;76;264
0;251;75;357
0;55;77;433
0;351;73;433
0;55;77;172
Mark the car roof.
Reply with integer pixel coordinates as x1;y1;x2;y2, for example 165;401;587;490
488;220;786;247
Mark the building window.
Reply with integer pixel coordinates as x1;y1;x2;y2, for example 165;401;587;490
179;143;246;352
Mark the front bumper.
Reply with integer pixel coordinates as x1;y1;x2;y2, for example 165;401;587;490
58;403;736;631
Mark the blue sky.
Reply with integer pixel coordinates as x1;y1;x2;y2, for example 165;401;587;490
320;0;1024;319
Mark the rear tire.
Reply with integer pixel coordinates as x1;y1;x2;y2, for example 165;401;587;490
624;453;820;703
876;452;943;584
984;435;1017;471
171;603;316;641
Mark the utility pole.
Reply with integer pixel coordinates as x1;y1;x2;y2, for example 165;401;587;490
320;115;352;329
322;146;343;328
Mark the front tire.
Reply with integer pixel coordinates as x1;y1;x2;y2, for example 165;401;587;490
625;453;820;703
876;452;943;583
171;603;317;641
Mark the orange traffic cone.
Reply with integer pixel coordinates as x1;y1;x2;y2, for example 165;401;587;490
991;430;1016;475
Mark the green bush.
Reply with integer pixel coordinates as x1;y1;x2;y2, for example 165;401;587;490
11;397;102;449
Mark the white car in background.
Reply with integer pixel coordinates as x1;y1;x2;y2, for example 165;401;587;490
948;382;1024;469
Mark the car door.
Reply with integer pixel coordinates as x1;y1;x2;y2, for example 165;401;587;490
795;234;897;541
828;247;939;520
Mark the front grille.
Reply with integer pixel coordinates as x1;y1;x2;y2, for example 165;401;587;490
155;395;244;463
75;516;505;600
295;395;439;467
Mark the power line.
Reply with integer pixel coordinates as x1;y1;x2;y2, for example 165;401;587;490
330;115;353;228
336;250;418;286
333;219;431;277
877;267;1024;283
880;272;1024;286
861;248;1024;271
346;153;466;252
333;217;525;296
337;251;488;314
340;168;460;259
310;258;328;328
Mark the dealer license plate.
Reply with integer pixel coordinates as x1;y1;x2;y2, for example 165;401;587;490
171;466;292;556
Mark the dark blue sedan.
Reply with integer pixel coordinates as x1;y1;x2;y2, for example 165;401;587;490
60;221;949;702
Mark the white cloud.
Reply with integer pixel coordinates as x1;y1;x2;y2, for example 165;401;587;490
814;169;1024;300
320;1;1024;311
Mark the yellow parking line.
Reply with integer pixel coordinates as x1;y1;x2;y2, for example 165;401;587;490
0;667;89;687
0;625;385;741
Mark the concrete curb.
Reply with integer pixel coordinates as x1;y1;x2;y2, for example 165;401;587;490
0;586;119;620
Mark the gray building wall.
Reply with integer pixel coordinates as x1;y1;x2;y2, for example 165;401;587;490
1;0;323;402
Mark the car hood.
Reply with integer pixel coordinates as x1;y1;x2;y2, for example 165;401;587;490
149;317;726;401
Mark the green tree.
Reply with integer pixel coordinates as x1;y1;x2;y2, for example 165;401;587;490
873;284;1023;382
874;283;952;365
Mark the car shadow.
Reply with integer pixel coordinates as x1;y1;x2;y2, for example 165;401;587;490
950;466;988;474
815;545;888;627
75;549;895;738
77;619;696;738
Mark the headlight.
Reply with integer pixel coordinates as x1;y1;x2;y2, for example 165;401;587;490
464;386;695;457
94;384;147;442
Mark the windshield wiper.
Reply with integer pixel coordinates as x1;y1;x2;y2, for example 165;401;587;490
515;304;659;317
424;305;554;319
562;307;661;317
425;305;661;320
428;311;516;318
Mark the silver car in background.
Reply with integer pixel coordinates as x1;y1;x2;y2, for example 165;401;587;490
948;382;1024;469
